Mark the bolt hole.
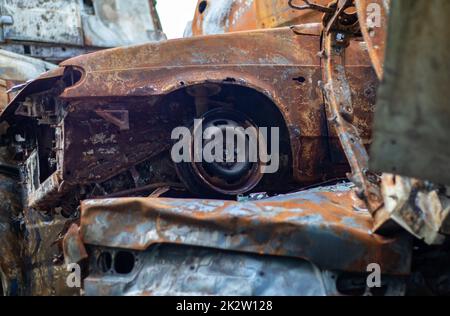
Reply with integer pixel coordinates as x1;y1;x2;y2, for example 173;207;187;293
114;251;135;274
198;1;208;14
293;76;306;84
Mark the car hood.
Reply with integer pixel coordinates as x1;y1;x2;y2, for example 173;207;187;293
66;183;412;275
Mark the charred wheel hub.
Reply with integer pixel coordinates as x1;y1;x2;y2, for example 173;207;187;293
176;108;264;196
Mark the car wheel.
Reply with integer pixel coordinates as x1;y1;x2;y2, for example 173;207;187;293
175;108;264;196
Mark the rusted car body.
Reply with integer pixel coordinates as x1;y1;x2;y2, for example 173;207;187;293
69;184;411;296
354;0;388;79
0;25;378;207
188;0;330;36
65;0;450;296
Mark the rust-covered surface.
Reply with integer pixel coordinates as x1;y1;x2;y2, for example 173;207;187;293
0;25;378;210
0;3;385;295
0;0;381;225
190;0;331;36
63;224;88;266
5;0;450;296
79;184;412;275
376;174;450;245
355;0;389;79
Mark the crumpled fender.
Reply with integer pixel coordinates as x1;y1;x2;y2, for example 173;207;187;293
77;184;412;275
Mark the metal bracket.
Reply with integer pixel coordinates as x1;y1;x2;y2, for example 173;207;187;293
321;1;383;216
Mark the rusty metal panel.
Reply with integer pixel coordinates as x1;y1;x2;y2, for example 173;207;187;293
192;0;257;35
355;0;389;79
190;0;330;36
1;26;378;201
255;0;330;28
377;174;450;245
83;243;407;296
0;0;165;63
85;244;343;296
63;224;88;266
370;0;450;185
80;184;412;275
82;0;166;47
0;0;165;47
1;0;84;46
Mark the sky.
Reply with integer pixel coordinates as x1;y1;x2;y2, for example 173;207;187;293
156;0;199;39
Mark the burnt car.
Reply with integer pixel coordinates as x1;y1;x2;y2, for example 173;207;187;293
69;183;411;296
62;0;450;297
0;0;382;295
187;0;330;36
0;26;377;203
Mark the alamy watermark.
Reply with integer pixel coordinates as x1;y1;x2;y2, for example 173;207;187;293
171;119;280;174
66;263;81;288
367;263;381;288
366;2;383;37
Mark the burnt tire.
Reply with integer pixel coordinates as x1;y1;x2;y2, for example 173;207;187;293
174;108;264;197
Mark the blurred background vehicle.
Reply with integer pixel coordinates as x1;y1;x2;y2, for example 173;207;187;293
0;0;166;110
185;0;329;36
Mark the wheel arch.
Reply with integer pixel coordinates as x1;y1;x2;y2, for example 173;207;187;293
157;79;296;186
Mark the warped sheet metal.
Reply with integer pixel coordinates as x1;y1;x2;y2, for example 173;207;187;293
79;184;412;275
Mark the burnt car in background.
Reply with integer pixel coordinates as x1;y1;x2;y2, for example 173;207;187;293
0;0;165;110
187;0;330;36
0;0;386;295
0;0;165;63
